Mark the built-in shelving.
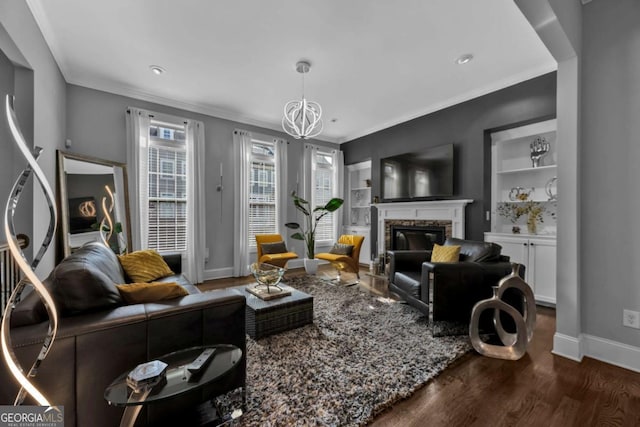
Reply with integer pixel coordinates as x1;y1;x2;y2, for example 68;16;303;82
497;164;557;175
488;118;557;306
490;119;558;235
344;160;372;264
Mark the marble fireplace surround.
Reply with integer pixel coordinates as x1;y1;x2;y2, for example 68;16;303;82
374;200;473;255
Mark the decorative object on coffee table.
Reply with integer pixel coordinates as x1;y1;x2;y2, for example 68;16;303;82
1;95;59;406
247;263;291;300
469;263;536;360
530;136;550;167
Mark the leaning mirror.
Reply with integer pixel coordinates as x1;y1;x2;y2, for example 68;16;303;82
57;151;131;258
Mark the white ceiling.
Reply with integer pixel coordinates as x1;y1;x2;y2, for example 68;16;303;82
27;0;556;144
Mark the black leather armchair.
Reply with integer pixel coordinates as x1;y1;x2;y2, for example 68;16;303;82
389;238;524;324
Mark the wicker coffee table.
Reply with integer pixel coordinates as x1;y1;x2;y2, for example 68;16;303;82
242;284;313;339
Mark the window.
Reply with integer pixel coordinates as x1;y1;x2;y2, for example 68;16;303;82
248;139;278;245
313;149;336;243
147;121;188;252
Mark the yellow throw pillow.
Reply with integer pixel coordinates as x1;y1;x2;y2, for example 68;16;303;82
431;243;461;262
118;250;174;283
116;282;188;304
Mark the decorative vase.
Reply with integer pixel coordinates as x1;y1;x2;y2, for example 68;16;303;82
526;214;537;235
469;263;536;361
304;258;319;275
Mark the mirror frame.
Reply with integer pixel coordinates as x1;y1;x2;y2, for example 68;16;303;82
57;150;132;258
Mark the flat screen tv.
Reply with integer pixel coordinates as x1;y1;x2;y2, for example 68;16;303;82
381;143;454;201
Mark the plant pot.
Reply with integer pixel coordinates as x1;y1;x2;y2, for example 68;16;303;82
304;258;319;275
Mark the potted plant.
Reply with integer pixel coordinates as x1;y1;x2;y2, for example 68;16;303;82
285;191;344;274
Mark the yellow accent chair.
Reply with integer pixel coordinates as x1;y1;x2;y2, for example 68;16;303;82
255;234;298;269
315;234;365;285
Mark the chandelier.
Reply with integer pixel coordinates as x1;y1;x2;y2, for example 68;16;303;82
282;60;323;139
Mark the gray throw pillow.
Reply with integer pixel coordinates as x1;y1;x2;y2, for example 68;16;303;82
330;243;354;256
261;241;288;255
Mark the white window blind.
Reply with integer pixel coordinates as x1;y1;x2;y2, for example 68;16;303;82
147;121;188;252
249;140;277;246
314;150;335;242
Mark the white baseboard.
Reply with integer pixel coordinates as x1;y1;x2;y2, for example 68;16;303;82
287;259;305;269
552;332;583;362
582;334;640;373
553;332;640;373
203;267;233;280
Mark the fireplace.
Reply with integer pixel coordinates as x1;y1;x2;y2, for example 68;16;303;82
374;199;473;255
390;225;446;251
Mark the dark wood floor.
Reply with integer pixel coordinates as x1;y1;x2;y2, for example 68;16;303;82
200;267;640;426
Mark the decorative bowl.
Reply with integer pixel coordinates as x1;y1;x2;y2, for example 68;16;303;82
250;262;285;293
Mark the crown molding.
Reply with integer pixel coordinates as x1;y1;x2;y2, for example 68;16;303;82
339;62;558;144
67;75;340;144
581;0;592;4
26;0;556;146
26;0;71;80
68;75;341;144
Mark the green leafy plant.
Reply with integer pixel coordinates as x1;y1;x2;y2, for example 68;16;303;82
285;191;344;258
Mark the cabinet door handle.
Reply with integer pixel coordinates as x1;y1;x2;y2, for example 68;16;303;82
523;243;528;246
530;243;535;246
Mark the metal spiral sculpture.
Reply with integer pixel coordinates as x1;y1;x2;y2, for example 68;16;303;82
1;95;59;406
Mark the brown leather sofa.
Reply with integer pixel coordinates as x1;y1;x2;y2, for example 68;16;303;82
0;242;246;427
389;237;524;324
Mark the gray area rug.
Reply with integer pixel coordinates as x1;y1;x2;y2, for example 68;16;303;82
217;275;471;426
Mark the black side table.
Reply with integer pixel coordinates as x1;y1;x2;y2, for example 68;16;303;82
105;344;242;427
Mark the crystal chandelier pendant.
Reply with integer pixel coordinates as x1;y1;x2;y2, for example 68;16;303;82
282;61;323;139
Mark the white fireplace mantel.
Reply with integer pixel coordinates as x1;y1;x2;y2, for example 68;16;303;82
373;199;473;254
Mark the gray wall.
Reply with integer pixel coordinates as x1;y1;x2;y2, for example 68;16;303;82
581;0;640;347
0;48;16;242
341;72;557;246
0;2;66;273
0;41;34;254
65;84;338;274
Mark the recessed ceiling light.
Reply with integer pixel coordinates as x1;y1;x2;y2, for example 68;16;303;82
149;65;166;75
455;54;474;65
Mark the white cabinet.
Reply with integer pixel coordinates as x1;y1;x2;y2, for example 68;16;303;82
485;233;556;306
344;160;372;264
490;119;557;235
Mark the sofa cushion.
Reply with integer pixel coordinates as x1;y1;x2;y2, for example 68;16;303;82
116;282;188;304
118;249;174;282
431;243;460;262
445;238;502;262
52;242;125;315
405;232;432;250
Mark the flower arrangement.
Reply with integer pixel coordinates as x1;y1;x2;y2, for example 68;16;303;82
497;191;546;234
